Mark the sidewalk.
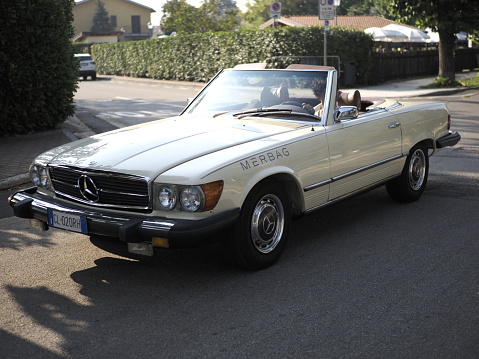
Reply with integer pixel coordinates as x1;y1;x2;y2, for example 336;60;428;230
1;71;477;191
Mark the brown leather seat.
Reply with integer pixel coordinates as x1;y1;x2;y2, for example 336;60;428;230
337;90;361;111
260;86;289;107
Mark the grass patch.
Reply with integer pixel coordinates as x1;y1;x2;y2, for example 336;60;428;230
461;74;479;87
420;72;479;89
420;77;463;89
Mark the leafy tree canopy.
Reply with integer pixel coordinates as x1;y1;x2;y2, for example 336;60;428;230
161;0;240;34
91;0;114;32
390;0;479;81
389;0;478;34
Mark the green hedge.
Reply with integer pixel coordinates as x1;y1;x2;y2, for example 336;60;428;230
92;27;374;84
0;0;78;136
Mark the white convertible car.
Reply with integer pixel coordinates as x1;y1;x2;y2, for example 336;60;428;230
9;64;461;269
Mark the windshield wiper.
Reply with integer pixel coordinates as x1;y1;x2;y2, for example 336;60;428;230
213;108;287;118
233;108;291;117
213;111;231;118
237;110;319;121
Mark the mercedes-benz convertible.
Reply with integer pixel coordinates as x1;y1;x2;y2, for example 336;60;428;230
9;64;461;269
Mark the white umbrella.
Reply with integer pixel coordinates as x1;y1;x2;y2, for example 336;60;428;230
424;29;440;43
364;27;408;42
456;32;468;41
423;30;467;43
383;24;430;42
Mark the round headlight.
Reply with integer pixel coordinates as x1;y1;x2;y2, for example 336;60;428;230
39;167;50;188
180;186;204;212
30;164;41;186
158;186;177;210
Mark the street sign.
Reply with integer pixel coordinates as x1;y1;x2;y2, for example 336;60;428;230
319;0;334;20
270;1;281;18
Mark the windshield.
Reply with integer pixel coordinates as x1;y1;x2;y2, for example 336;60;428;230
183;69;329;119
75;55;93;61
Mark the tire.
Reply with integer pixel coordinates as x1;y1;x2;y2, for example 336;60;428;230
386;143;429;203
225;182;291;270
92;73;97;80
82;76;87;81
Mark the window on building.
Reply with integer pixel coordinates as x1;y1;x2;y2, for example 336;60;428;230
131;16;141;33
110;15;117;28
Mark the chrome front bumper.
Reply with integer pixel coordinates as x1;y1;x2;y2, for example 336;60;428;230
9;187;239;248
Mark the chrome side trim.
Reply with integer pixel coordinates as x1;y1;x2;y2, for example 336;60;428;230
303;152;407;192
304;174;400;214
385;102;403;110
332;153;406;182
304;179;332;192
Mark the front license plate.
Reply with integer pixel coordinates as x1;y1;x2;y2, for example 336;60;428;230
47;209;88;234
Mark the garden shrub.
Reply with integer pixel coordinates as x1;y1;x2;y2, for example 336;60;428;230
0;0;78;136
92;27;374;84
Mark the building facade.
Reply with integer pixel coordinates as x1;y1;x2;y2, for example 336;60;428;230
73;0;155;42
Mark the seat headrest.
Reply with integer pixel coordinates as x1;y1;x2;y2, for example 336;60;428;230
337;90;361;110
260;86;289;107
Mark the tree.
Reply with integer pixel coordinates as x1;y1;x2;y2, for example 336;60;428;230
0;0;78;135
161;0;200;34
243;0;270;27
161;0;240;34
370;0;393;19
390;0;479;82
336;0;372;16
91;0;114;32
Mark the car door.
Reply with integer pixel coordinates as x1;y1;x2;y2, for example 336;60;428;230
325;110;403;201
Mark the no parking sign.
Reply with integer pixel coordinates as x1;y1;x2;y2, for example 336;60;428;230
270;1;281;18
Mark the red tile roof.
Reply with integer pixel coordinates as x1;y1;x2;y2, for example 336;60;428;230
261;16;418;32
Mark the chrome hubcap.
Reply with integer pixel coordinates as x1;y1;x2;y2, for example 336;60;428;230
250;194;284;253
408;149;426;191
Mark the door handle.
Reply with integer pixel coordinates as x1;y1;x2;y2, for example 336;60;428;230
389;122;401;129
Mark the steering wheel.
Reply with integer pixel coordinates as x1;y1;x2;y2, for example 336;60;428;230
280;101;303;107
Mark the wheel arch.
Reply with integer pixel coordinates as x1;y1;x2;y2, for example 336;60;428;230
410;138;435;156
241;169;303;218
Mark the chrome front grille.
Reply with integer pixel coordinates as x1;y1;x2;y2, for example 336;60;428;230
49;165;151;212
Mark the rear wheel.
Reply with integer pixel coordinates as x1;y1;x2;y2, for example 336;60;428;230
387;143;429;203
225;182;291;270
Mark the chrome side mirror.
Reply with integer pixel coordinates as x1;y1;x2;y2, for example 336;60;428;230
335;106;359;123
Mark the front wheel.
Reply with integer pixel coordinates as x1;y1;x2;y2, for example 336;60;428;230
225;182;291;270
387;143;429;203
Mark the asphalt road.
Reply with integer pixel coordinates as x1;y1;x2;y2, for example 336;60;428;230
1;84;478;358
74;75;201;128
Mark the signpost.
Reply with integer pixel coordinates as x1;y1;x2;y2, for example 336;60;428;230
319;0;334;66
270;2;281;28
319;0;335;20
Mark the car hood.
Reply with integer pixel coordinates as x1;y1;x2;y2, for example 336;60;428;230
41;115;306;179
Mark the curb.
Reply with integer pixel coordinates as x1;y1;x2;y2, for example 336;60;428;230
103;75;206;90
0;116;93;191
0;174;30;191
416;86;479;97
